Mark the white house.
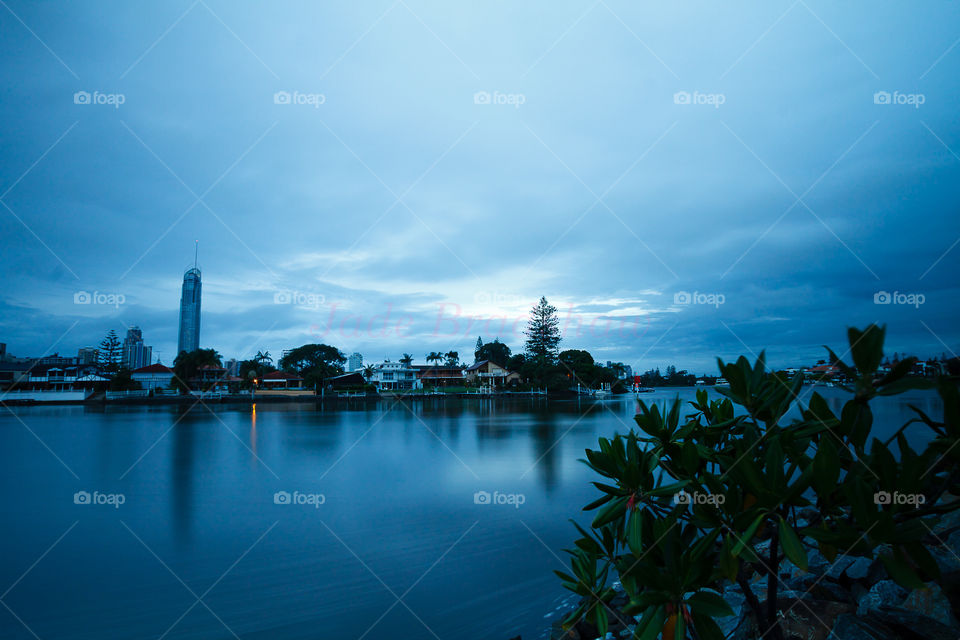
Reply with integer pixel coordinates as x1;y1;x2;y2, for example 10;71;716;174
370;360;419;391
131;363;175;391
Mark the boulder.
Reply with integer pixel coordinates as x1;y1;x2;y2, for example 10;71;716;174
859;581;959;640
830;613;898;639
857;580;907;616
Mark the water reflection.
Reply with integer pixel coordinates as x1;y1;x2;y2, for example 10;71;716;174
170;406;199;547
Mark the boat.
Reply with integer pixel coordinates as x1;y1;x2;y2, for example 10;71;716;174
714;378;728;386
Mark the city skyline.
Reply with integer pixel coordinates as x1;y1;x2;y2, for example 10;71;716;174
0;2;958;373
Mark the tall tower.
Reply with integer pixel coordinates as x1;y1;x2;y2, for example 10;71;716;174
177;244;202;355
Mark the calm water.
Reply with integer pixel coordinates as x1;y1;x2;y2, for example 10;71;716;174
0;387;943;640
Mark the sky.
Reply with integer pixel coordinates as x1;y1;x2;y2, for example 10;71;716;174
1;0;958;374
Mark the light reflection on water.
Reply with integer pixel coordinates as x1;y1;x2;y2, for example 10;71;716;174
0;387;942;640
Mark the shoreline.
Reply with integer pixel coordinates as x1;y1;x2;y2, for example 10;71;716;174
0;389;595;407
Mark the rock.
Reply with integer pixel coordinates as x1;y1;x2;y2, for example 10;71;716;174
845;556;873;581
859;581;959;640
780;600;853;640
807;547;831;576
826;556;857;581
900;582;958;630
830;613;898;639
857;579;907;616
811;579;852;603
719;585;747;638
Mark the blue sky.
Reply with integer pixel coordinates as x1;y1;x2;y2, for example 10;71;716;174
1;0;958;373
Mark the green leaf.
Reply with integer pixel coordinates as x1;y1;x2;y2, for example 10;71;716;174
634;606;666;640
685;591;734;617
813;437;840;496
594;604;608;637
848;324;885;377
592;496;626;528
732;513;766;556
627;508;644;557
691;613;725;640
778;517;808;571
879;550;926;589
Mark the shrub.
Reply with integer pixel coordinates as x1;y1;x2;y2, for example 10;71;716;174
557;325;959;640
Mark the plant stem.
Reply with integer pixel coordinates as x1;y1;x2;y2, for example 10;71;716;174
765;521;784;640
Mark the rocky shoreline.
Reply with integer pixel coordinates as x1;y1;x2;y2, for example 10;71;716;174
531;508;960;640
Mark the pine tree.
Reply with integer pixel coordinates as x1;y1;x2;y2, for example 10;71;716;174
524;296;561;363
98;330;122;376
474;336;483;363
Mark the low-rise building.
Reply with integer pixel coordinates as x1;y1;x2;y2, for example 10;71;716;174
131;363;175;391
414;365;464;388
464;360;520;387
260;370;304;390
370;360;418;390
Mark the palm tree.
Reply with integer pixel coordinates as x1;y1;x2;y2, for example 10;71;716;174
400;353;414;366
444;351;459;366
362;365;375;381
426;352;443;366
254;350;273;366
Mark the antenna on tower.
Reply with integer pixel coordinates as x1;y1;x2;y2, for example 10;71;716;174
194;240;198;269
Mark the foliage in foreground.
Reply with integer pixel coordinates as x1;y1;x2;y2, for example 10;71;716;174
557;325;959;640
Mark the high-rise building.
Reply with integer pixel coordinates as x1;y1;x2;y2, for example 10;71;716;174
177;256;202;355
348;352;363;372
77;347;99;365
225;358;239;376
122;327;153;370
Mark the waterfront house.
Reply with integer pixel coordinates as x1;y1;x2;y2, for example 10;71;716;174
414;364;464;388
370;360;418;391
463;360;519;387
260;370;304;390
327;371;365;390
131;363;175;391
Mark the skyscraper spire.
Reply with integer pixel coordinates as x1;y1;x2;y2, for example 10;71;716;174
194;240;198;269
